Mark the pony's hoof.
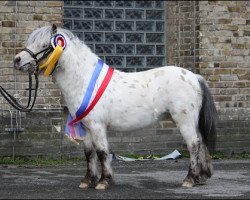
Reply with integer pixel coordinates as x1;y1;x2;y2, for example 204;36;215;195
95;182;108;190
182;180;194;188
79;182;90;189
79;176;98;189
95;183;108;190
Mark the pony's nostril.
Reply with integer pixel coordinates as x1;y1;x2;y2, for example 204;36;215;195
14;56;21;64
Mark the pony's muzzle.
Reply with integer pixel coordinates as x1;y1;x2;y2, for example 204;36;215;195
14;56;21;69
14;55;36;73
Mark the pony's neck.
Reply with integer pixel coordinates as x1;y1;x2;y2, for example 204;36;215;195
53;41;99;115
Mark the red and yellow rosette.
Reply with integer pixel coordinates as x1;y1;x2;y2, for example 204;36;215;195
39;45;63;76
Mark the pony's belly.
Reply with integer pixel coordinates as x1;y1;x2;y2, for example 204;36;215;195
108;113;157;132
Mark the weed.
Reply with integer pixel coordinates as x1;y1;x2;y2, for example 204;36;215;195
211;151;225;159
234;151;250;159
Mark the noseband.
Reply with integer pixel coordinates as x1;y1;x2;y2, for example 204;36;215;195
22;45;54;70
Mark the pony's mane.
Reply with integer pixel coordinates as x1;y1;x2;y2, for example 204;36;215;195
26;26;79;47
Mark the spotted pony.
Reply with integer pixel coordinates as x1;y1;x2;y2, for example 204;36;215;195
14;25;217;190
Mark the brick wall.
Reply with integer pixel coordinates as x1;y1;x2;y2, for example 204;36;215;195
0;1;63;109
0;1;68;158
166;1;198;72
197;1;250;154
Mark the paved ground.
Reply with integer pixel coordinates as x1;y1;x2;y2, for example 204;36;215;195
0;158;249;199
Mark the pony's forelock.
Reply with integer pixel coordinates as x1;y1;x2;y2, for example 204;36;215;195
26;26;52;46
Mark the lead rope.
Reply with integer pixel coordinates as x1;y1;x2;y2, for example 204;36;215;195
0;70;39;112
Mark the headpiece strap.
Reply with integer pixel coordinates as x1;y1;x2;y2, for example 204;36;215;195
51;24;57;35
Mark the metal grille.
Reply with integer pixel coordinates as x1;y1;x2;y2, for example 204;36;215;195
63;0;166;72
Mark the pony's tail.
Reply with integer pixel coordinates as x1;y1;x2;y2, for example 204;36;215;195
197;76;217;154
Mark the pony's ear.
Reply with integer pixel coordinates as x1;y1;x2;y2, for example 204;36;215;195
52;24;57;35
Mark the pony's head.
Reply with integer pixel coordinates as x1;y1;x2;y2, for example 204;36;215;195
14;24;73;75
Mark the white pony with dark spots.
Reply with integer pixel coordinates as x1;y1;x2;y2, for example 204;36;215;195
14;25;217;190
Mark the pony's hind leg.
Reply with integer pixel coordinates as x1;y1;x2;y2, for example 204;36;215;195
79;132;99;189
182;139;212;187
171;111;213;187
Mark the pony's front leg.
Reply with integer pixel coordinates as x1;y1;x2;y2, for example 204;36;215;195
79;132;98;189
91;124;114;190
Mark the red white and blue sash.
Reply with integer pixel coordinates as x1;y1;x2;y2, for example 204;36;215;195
65;59;114;143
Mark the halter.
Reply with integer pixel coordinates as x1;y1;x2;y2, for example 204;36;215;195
0;28;66;112
23;33;66;76
22;45;53;69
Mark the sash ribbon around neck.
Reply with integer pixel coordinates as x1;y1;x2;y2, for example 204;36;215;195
65;59;114;144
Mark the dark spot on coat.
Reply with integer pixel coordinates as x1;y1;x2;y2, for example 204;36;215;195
182;109;187;114
129;84;136;89
181;69;187;75
180;75;186;82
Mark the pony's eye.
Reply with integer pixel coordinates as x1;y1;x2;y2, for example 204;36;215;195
42;44;49;48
